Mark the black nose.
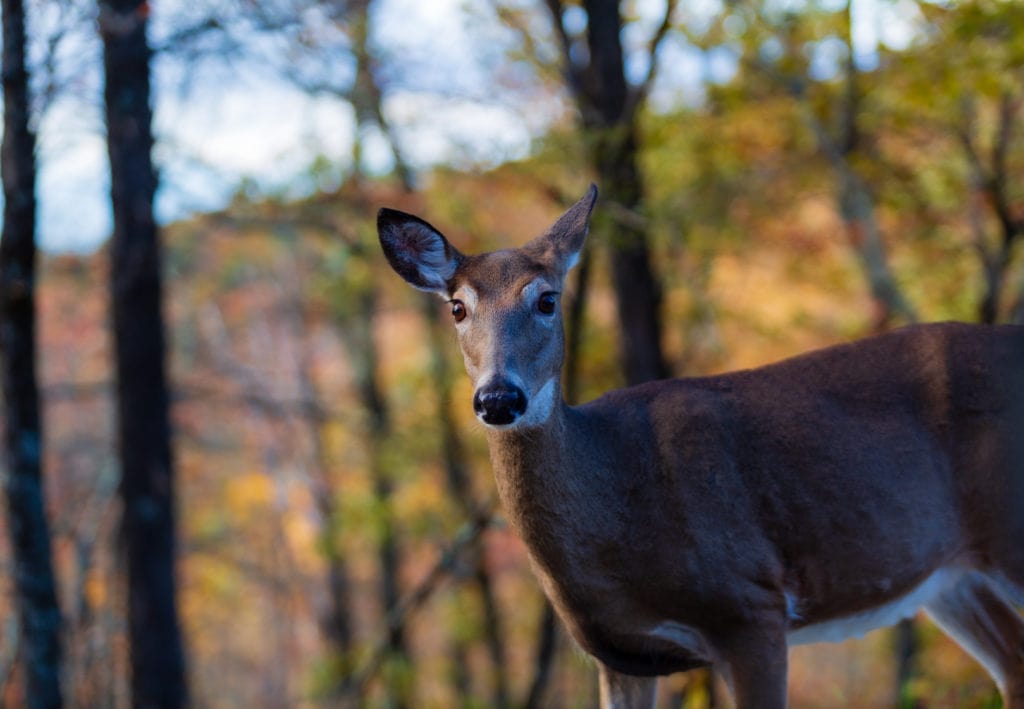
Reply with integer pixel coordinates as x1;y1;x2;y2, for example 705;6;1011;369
473;382;527;425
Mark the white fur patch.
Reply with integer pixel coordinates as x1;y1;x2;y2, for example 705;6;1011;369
985;571;1024;607
785;592;802;622
516;377;558;428
476;376;557;431
520;278;559;328
520;278;554;302
454;284;478;312
926;608;1008;691
786;567;963;646
648;621;712;661
407;223;456;290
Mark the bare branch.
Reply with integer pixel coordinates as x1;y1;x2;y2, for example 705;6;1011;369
539;0;586;101
953;91;1023;246
955;91;1023;322
342;511;496;701
954;97;998;273
151;16;225;54
990;92;1023;243
992;93;1015;193
205;210;362;249
492;2;566;92
541;0;570;67
839;0;859;155
955;97;987;192
625;0;678;118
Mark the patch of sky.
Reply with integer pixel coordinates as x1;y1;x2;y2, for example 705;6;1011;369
807;36;849;81
20;0;925;253
563;5;588;35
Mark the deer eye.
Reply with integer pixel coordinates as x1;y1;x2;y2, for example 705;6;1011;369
450;300;467;323
537;292;557;315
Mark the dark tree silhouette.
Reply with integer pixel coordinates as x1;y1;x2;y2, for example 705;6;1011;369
347;0;413;191
99;1;186;705
334;283;410;705
543;0;675;385
957;93;1023;325
0;0;64;705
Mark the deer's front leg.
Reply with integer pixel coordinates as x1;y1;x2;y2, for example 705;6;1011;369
597;664;657;709
719;625;788;709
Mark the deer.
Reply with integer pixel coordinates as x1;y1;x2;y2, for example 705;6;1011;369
377;185;1024;708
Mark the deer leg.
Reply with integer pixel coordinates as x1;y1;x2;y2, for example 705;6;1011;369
596;664;657;709
924;572;1024;708
718;626;788;709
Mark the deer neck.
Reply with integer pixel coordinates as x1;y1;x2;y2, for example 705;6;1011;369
486;393;570;482
487;388;566;487
484;393;597;553
484;387;631;627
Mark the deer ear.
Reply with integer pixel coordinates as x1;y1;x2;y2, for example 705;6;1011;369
378;209;463;293
527;184;598;274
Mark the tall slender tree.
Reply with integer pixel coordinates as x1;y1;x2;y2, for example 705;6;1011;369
0;0;64;705
811;0;916;330
99;1;186;705
542;0;676;385
346;0;413;190
333;277;410;704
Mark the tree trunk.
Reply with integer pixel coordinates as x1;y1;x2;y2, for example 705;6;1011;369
347;0;413;191
100;1;186;705
337;286;409;704
0;0;64;705
582;0;668;385
894;618;922;708
958;93;1022;325
524;601;559;709
291;300;355;690
834;169;917;330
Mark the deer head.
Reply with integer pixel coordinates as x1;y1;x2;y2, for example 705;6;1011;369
378;185;598;429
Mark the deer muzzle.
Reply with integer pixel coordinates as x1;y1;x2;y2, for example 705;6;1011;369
473;380;527;426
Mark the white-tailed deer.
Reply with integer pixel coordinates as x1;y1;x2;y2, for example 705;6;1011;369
377;185;1024;708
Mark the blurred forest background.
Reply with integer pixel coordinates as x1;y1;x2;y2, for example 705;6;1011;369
1;0;1023;706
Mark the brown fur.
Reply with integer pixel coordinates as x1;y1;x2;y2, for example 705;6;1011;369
378;187;1024;708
